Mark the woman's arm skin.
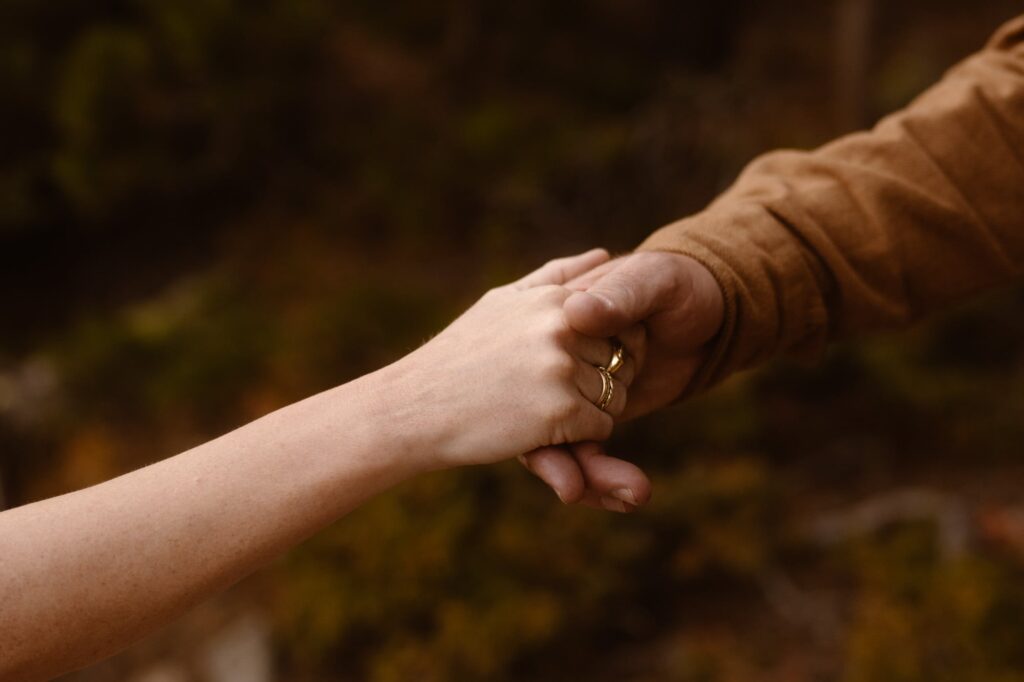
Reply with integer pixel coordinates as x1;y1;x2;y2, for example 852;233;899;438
0;248;644;681
0;371;418;680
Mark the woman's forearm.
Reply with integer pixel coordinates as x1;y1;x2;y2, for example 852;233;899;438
0;367;425;681
0;248;626;680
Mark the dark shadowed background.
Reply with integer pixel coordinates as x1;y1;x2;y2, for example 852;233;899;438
3;1;1024;680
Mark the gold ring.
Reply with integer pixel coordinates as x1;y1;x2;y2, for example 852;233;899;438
596;366;615;412
604;340;625;375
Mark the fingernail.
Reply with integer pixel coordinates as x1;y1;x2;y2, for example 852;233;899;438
517;454;531;472
588;291;616;309
565;290;588;304
569;290;607;307
611;488;637;506
600;496;630;513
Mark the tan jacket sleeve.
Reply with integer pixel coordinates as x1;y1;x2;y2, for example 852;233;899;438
638;15;1024;393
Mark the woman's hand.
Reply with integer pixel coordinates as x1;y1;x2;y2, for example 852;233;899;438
380;248;644;471
0;247;641;680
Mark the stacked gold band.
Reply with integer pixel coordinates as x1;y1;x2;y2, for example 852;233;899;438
595;339;625;412
596;367;615;411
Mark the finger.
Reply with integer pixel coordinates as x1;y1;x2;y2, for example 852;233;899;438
571;335;622;373
576;489;636;513
571;339;636;389
573;441;652;508
563;258;620;291
563;252;683;337
572;334;614;366
518;447;586;504
562;398;615;444
514;248;610;289
574;363;628;418
570;331;643;387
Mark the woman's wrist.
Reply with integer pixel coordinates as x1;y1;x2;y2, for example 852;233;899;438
338;360;451;476
245;366;442;519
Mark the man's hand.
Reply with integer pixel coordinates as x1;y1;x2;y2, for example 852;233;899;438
519;251;725;511
564;251;724;418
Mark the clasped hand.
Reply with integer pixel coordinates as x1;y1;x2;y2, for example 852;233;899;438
386;246;724;513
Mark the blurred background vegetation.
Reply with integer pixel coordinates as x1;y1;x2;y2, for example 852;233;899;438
3;1;1024;680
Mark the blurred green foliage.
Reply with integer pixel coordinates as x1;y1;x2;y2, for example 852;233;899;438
3;1;1024;680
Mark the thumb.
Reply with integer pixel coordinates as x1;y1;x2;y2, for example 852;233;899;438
563;252;680;337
